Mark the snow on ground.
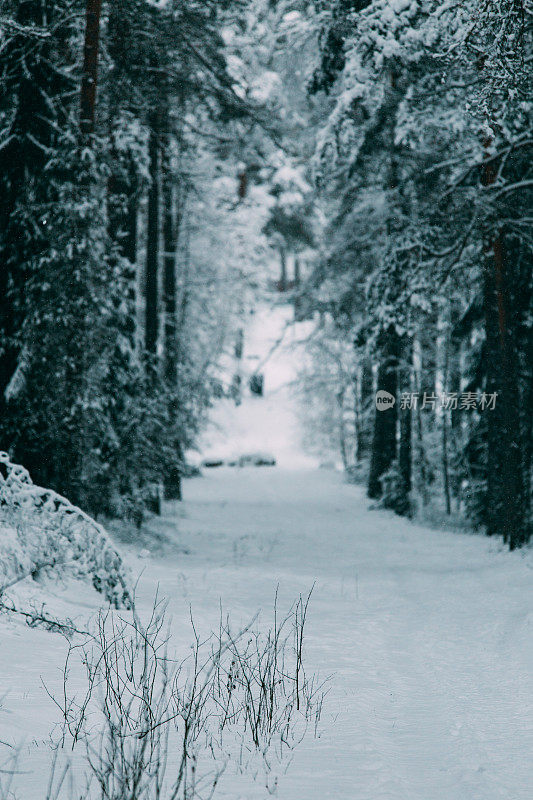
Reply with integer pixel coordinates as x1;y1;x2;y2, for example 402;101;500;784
2;301;533;799
148;469;533;800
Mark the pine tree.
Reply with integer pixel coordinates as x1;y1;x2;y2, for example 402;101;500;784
307;0;532;543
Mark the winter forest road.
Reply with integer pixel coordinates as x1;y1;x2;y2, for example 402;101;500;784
4;303;531;800
137;465;533;800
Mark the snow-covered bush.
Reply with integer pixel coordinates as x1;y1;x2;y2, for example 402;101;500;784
40;595;322;800
0;452;130;608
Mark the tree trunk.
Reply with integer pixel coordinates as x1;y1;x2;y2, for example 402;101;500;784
356;357;373;461
448;308;462;508
145;112;160;360
483;231;529;548
436;309;451;515
367;327;399;499
279;246;287;292
481;144;530;549
441;411;451;515
337;388;349;471
397;338;412;516
164;461;183;501
413;333;431;506
80;0;103;136
175;224;191;367
517;235;533;540
294;256;301;287
162;144;178;384
161;136;183;502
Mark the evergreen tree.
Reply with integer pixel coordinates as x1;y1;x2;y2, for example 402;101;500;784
307;0;531;543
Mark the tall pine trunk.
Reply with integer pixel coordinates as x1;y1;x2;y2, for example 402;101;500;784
397;338;412;516
294;256;301;287
162;144;178;384
436;309;451;515
356;357;373;462
80;0;103;137
145;111;161;360
279;246;287;292
483;231;529;548
162;136;183;501
368;327;399;499
448;309;463;509
481;146;530;549
413;333;431;506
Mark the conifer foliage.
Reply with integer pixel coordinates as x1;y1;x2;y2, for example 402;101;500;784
0;0;530;550
0;0;254;520
306;0;532;547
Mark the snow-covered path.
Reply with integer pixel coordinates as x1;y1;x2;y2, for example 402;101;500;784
136;466;533;800
2;303;532;799
3;466;532;799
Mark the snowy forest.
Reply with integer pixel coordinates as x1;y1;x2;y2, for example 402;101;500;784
0;1;532;799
